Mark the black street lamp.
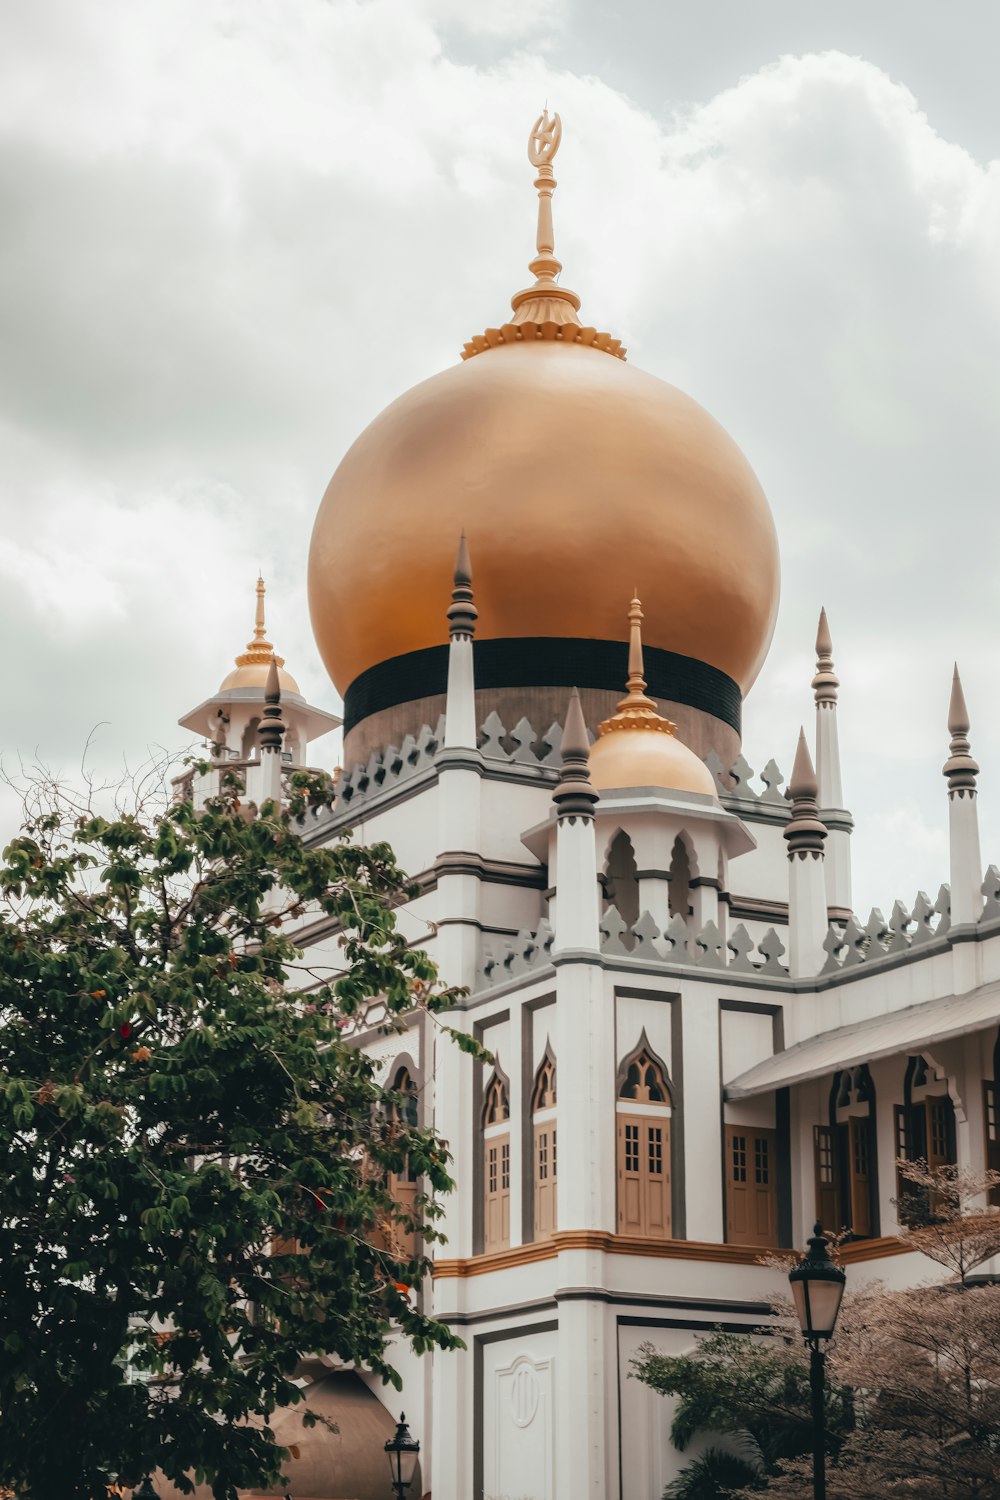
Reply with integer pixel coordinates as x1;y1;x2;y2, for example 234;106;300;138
132;1481;160;1500
788;1222;846;1500
384;1413;420;1499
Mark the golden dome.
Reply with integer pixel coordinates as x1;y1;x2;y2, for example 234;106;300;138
310;344;777;681
219;577;301;696
588;598;719;798
308;115;779;738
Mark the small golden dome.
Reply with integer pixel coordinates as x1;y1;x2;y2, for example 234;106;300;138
588;598;718;798
219;577;301;696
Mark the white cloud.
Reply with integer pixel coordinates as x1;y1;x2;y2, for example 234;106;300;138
0;5;998;921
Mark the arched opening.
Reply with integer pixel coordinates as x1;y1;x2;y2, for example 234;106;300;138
985;1030;1000;1206
616;1037;672;1240
603;829;640;930
531;1045;557;1241
241;716;261;760
387;1063;420;1260
815;1064;876;1238
482;1068;511;1253
668;834;693;921
896;1055;957;1223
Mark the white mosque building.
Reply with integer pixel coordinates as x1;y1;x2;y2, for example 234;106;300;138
178;115;1000;1500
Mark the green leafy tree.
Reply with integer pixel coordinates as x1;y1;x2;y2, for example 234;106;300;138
0;762;475;1500
634;1326;851;1498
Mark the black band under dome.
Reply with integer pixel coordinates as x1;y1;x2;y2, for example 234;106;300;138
343;637;742;737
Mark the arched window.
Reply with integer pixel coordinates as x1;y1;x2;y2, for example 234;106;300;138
668;835;692;921
240;716;261;760
984;1030;1000;1207
603;829;640;930
815;1064;875;1238
616;1040;672;1240
531;1046;557;1241
482;1068;511;1253
895;1055;956;1222
387;1064;420;1259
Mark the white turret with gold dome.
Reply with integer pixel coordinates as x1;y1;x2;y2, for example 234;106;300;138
308;112;780;767
178;577;340;767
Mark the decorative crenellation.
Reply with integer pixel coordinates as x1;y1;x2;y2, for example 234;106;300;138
820;888;952;973
312;705;802;826
980;866;1000;923
603;907;788;974
478;908;791;984
704;749;789;813
326;717;447;813
480;919;555;987
480;710;567;767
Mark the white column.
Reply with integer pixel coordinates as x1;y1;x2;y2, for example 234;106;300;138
444;633;476;752
785;728;828;978
430;1341;473;1499
554;1295;613;1500
787;851;828;977
445;529;478;751
681;990;724;1241
553;814;601;953
689;880;719;935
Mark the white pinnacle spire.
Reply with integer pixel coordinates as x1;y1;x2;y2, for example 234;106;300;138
944;664;982;928
811;606;851;914
443;531;478;751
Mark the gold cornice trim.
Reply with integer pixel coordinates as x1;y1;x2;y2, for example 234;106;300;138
433;1231;782;1277
461;320;626;362
432;1229;919;1278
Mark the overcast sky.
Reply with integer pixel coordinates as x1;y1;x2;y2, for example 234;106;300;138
2;0;999;919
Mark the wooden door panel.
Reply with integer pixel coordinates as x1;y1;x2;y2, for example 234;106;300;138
726;1127;777;1248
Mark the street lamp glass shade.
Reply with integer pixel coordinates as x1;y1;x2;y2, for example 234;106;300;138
788;1222;846;1341
385;1414;420;1489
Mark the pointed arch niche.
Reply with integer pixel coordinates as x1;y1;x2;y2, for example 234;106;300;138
616;1033;673;1239
482;1063;512;1253
668;834;694;922
531;1042;557;1241
896;1054;957;1223
384;1056;421;1261
814;1064;877;1239
602;829;640;930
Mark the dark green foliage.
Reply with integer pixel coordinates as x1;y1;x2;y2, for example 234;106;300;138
0;765;472;1500
633;1329;852;1496
663;1444;765;1500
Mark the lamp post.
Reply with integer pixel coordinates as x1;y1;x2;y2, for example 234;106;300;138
132;1481;159;1500
384;1413;420;1500
788;1221;846;1500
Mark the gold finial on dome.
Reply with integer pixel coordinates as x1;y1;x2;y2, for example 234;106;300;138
598;595;676;738
587;595;718;797
461;112;626;362
509;111;581;328
234;576;285;672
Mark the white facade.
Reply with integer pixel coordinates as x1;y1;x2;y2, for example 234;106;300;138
180;609;1000;1499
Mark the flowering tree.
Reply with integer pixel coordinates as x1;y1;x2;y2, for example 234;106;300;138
635;1164;1000;1499
0;764;474;1500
